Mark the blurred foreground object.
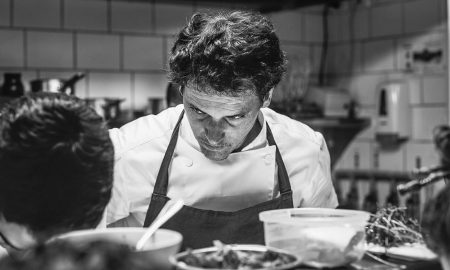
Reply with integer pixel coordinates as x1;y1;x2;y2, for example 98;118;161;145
0;240;155;270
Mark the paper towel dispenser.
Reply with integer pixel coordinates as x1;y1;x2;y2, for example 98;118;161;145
375;79;410;148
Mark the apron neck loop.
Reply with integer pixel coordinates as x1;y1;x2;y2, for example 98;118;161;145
152;110;185;195
265;124;292;196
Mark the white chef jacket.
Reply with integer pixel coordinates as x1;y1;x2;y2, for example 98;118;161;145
107;105;338;226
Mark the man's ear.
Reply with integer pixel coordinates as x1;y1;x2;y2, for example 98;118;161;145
262;89;273;108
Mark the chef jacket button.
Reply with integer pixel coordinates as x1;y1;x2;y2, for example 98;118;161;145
264;154;272;165
185;159;193;167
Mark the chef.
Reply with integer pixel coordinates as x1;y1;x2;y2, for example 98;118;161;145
107;10;338;249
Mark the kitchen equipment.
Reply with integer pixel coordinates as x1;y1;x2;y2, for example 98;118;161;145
1;73;24;97
56;227;182;270
147;97;165;115
259;208;370;268
304;86;352;117
30;73;85;95
375;79;410;147
170;244;301;270
136;199;184;251
85;97;125;122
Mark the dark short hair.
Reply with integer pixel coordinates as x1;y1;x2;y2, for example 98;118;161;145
0;92;114;240
422;184;450;256
0;240;155;270
169;10;287;101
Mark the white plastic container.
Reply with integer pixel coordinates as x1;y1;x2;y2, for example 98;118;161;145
259;208;370;268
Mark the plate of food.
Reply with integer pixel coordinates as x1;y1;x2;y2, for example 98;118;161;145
365;207;437;261
169;240;301;270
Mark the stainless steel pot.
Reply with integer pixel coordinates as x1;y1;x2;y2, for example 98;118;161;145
30;73;85;95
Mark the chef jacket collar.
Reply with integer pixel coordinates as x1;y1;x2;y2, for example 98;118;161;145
178;109;268;153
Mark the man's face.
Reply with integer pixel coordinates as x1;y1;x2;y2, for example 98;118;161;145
0;215;36;253
183;86;266;161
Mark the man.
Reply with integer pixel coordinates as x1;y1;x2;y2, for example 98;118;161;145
0;92;114;254
107;10;337;249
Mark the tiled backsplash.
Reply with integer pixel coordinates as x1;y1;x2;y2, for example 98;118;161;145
329;0;448;174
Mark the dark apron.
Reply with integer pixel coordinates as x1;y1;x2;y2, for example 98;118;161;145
143;111;294;249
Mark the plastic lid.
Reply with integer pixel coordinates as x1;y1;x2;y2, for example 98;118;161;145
259;208;370;225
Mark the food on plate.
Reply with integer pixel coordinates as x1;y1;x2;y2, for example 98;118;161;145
178;241;296;269
365;207;423;248
269;227;366;268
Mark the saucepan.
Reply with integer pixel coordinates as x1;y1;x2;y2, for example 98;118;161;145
30;73;85;95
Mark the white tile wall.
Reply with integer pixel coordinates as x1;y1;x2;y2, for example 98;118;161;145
134;73;168;110
111;1;152;33
123;36;164;71
27;31;73;68
355;107;376;140
348;74;386;106
406;75;422;105
404;0;440;34
64;0;107;31
0;30;24;67
378;144;406;171
154;3;194;35
363;40;396;72
303;13;322;43
77;34;120;70
14;0;60;29
370;2;402;37
328;14;346;42
335;141;373;170
311;45;322;75
412;106;448;140
270;10;303;42
423;75;447;104
353;6;369;40
405;142;440;171
0;0;10;26
88;72;132;110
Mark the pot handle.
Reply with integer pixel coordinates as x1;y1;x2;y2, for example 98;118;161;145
60;73;85;94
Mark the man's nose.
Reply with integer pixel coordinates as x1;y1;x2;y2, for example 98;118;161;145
205;123;225;145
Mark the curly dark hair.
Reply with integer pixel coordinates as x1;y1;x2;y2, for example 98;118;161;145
0;240;155;270
422;184;450;256
169;10;287;101
0;92;114;241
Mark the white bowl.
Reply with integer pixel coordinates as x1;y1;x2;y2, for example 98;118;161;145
56;227;182;270
259;208;370;268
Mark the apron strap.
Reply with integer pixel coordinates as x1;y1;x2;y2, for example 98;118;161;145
266;124;293;200
152;110;185;196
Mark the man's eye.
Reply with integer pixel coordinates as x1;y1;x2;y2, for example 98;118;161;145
229;114;245;120
193;108;205;115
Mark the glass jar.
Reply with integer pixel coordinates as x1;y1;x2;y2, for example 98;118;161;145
1;73;25;97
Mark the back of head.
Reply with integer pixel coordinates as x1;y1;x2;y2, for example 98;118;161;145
422;184;450;257
0;92;114;240
169;10;287;100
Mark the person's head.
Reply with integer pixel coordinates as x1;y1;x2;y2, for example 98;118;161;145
0;240;154;270
169;10;287;161
0;92;114;252
422;184;450;270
